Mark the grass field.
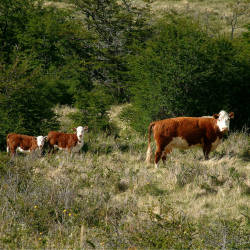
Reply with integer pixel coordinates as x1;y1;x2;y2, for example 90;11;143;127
45;0;250;37
0;106;249;248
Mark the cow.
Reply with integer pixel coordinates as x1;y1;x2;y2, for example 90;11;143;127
6;133;47;157
146;110;234;168
47;126;88;154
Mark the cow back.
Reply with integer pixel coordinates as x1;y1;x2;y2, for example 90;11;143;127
153;117;221;147
7;134;37;150
47;131;78;149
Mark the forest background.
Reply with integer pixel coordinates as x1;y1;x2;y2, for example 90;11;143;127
0;0;249;149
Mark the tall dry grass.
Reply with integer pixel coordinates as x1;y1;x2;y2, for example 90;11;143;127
0;105;249;248
150;0;250;37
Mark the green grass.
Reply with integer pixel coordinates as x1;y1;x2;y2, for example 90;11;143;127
0;106;249;248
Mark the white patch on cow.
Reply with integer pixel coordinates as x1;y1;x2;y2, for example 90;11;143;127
36;136;46;149
73;126;88;152
146;146;151;163
76;126;85;141
166;137;202;151
53;141;84;153
17;147;31;153
216;110;231;132
54;145;64;150
211;137;221;151
7;146;9;153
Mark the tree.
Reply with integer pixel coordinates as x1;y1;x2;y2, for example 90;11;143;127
123;15;250;133
225;0;249;39
0;0;44;63
0;56;59;150
71;0;151;102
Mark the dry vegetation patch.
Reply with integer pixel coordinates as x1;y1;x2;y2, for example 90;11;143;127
0;106;249;248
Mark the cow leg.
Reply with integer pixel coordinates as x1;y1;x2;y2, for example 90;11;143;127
48;145;52;154
203;143;212;160
9;148;16;161
155;143;165;168
10;147;16;158
48;145;55;155
162;147;172;164
29;150;36;160
66;147;73;160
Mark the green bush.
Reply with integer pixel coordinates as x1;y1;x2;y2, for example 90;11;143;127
0;59;59;150
123;15;250;133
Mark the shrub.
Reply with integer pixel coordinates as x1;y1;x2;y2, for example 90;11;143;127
0;59;59;150
123;15;250;133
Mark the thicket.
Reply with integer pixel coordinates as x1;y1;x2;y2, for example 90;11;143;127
0;0;249;149
69;0;151;132
0;0;150;149
121;15;250;133
0;0;79;149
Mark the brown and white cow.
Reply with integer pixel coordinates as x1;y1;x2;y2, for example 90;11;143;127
47;126;88;154
6;133;47;157
146;111;234;168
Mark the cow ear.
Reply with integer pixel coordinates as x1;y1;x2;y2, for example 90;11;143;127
213;113;219;119
229;112;234;119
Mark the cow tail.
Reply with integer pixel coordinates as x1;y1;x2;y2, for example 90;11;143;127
146;122;155;164
6;134;10;153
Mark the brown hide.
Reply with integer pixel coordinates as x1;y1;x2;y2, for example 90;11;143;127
146;117;225;166
153;117;222;146
47;131;78;152
7;133;38;156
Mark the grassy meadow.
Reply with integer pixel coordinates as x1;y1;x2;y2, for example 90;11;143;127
0;106;249;248
46;0;250;37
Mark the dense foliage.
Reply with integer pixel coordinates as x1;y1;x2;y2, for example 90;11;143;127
0;59;59;149
0;0;249;149
122;15;250;133
0;0;151;148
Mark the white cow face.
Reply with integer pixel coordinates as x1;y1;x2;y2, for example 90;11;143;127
213;111;234;132
36;136;46;149
75;126;88;141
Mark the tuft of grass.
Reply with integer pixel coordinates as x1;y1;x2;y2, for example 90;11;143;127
0;106;249;248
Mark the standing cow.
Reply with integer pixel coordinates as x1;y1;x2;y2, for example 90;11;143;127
146;111;234;168
6;133;47;157
47;126;88;154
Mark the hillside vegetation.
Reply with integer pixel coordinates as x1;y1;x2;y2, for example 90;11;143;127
0;106;249;248
0;0;249;248
1;0;249;149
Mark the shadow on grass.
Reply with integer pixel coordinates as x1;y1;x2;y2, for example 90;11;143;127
239;149;250;162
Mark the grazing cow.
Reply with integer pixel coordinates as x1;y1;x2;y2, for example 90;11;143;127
47;126;88;154
146;111;234;168
6;133;47;157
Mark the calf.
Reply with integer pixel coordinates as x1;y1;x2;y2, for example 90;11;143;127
47;126;88;154
146;111;234;168
7;133;46;157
